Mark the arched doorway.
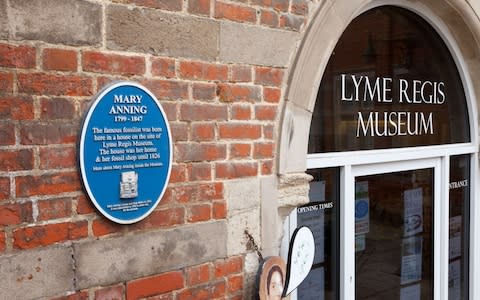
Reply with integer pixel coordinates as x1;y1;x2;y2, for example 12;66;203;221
279;2;479;299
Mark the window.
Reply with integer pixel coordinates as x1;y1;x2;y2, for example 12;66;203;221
285;5;477;300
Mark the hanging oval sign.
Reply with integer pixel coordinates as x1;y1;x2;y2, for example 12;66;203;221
79;81;172;224
283;226;315;296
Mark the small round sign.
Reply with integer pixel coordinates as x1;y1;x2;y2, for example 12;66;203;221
355;200;369;219
79;81;172;224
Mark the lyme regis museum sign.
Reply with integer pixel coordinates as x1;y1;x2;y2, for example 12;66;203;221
340;74;443;138
79;82;172;224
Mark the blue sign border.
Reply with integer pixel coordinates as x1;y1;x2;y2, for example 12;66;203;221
79;81;173;224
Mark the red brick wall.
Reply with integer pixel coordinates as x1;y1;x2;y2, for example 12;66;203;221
0;0;310;298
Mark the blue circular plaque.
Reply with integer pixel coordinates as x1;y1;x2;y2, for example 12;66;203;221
79;82;172;224
355;200;369;219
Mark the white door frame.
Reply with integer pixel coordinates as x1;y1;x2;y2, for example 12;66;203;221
283;149;478;300
342;158;443;300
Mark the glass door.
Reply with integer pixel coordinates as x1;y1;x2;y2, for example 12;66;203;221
345;159;442;300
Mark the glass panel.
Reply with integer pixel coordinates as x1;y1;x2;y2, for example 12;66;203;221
355;169;434;299
296;168;340;300
309;6;470;154
449;155;470;300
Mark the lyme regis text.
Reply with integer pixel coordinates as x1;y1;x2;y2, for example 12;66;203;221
340;74;445;137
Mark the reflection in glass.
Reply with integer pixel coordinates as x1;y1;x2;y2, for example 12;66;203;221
355;169;433;300
309;6;470;154
449;155;470;300
297;168;339;300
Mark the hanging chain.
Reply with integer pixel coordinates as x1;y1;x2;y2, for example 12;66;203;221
244;229;264;262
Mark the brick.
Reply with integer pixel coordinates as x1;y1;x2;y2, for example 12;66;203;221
0;177;9;200
40;97;76;120
214;256;243;277
179;61;228;81
176;143;226;162
279;14;305;31
169;164;187;183
83;51;145;75
0;44;36;68
51;292;89;300
129;207;185;231
255;105;277;120
260;9;279;27
93;219;124;237
217;84;261;103
0;72;14;94
127;0;182;11
0;123;15;145
0;202;33;226
0;230;5;252
214;1;256;23
263;124;274;139
145;294;173;300
95;285;124;300
77;195;96;215
18;73;93;96
231;104;251;120
212;201;227;219
20;122;78;145
188;204;211;222
186;263;211;286
191;123;215;141
188;0;211;16
201;183;224;200
177;282;225;300
291;0;308;15
192;83;217;101
0;96;35;120
219;123;261;139
8;0;102;46
180;103;228;121
227;274;243;293
141;79;188;100
16;171;80;197
263;87;281;103
13;221;88;249
255;67;284;86
161;102;178;121
151;57;176;78
96;76;124;92
261;160;273;175
230;65;252;82
43;48;77;72
215;162;258;179
188;162;212;181
37;198;72;221
229;143;251;158
126;271;184;299
159;188;173;206
107;5;219;61
251;0;288;12
254;142;274;158
173;183;223;203
39;146;76;169
0;149;34;171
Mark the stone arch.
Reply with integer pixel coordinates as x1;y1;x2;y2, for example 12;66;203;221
278;0;480;175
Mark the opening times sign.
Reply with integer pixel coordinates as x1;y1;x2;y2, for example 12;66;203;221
79;82;172;224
